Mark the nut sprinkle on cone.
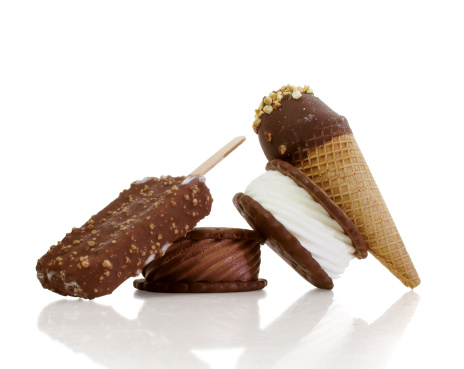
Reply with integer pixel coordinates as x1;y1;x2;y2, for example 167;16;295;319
253;84;420;288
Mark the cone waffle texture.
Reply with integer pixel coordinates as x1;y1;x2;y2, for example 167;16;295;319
291;133;420;288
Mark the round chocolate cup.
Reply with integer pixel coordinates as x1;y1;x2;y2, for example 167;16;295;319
135;227;267;294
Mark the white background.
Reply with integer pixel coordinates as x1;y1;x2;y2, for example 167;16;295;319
1;1;463;368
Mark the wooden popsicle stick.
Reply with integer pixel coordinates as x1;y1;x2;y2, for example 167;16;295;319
189;136;246;176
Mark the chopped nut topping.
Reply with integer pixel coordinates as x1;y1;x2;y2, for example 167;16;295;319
292;88;302;99
265;131;272;141
102;260;112;268
279;145;287;155
150;223;155;230
253;84;314;132
263;105;273;114
263;96;272;105
88;241;95;247
192;198;198;206
158;234;163;240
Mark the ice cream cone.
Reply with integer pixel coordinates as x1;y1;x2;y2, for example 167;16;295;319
254;85;420;288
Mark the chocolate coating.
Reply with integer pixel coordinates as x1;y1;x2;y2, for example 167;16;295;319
257;93;352;161
135;227;267;293
36;176;212;299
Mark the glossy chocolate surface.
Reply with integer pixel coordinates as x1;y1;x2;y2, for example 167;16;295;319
143;227;263;283
36;176;212;299
257;93;352;161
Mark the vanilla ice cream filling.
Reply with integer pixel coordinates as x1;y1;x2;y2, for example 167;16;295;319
244;170;356;279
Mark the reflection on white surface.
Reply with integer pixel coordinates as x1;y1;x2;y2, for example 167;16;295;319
37;290;419;369
274;291;420;369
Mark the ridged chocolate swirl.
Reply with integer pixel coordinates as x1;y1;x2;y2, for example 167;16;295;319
142;227;264;283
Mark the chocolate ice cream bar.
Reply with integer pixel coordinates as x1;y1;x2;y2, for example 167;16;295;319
37;175;212;299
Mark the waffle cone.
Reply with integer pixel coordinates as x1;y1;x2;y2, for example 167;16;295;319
291;133;420;288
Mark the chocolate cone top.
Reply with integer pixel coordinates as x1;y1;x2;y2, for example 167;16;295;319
253;85;351;161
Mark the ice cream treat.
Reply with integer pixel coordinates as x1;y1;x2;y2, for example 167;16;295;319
253;85;420;288
134;227;267;293
234;159;368;289
36;136;246;299
36;176;213;299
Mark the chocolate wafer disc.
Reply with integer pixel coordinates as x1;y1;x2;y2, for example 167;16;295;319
134;279;267;293
233;192;333;289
